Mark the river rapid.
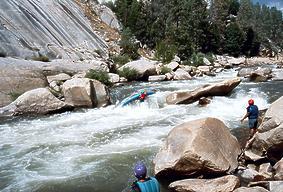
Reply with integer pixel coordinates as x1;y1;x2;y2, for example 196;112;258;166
1;67;283;192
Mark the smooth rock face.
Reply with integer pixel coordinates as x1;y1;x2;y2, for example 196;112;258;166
0;88;70;115
251;96;283;161
166;78;241;105
0;0;108;60
154;118;241;178
274;158;283;180
169;175;240;192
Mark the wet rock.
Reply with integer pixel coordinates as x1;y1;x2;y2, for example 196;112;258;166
169;175;240;192
249;73;268;82
272;70;283;81
166;78;241;105
154;118;241;178
62;78;110;108
0;88;71;116
198;97;211;106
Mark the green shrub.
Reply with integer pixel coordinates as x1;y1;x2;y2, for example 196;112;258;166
190;52;205;67
110;54;131;66
9;92;21;101
160;66;171;75
155;41;177;64
205;53;215;64
119;28;140;60
118;67;139;81
32;55;50;62
85;69;112;86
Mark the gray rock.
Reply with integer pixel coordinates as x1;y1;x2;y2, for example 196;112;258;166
154;118;241;178
251;96;283;161
169;175;240;192
0;88;70;116
233;186;269;192
93;5;121;30
62;78;110;108
47;73;71;84
108;73;120;84
0;0;108;60
165;61;179;71
119;58;158;80
148;75;166;82
173;69;192;80
274;158;283;180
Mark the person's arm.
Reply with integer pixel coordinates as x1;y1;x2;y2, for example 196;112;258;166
130;182;140;192
241;112;249;123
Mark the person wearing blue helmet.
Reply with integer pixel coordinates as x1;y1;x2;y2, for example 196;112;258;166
131;162;160;192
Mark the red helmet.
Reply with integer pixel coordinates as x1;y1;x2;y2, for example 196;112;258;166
248;99;254;105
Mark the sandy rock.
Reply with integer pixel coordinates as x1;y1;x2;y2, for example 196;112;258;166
274;158;283;180
251;96;283;161
108;73;120;83
166;61;179;71
154;118;241;178
233;186;269;192
169;175;240;192
47;73;71;84
0;88;70;116
173;69;192;80
62;78;110;108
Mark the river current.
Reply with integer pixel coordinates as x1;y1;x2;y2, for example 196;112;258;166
0;68;283;192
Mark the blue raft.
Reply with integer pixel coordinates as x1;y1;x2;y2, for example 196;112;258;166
119;89;156;107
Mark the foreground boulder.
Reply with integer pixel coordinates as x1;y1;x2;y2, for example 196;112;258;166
250;96;283;161
154;118;241;178
233;186;269;192
62;78;110;108
0;88;70;116
169;175;240;192
166;78;241;105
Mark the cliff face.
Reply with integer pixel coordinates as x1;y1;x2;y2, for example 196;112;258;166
0;0;110;60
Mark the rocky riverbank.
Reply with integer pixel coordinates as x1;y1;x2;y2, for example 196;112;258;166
154;96;283;192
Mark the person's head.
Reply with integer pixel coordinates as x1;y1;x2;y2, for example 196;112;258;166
248;99;254;105
134;162;147;180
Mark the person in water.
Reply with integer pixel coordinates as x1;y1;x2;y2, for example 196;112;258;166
131;162;160;192
241;99;259;147
139;90;147;102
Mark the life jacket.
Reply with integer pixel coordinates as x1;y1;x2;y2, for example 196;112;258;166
139;93;146;101
136;177;160;192
247;105;259;119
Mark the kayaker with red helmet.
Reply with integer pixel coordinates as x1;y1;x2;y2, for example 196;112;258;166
131;162;160;192
241;99;259;140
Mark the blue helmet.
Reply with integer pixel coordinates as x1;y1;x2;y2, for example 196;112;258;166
134;162;147;179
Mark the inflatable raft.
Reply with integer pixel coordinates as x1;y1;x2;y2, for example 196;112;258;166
120;89;156;107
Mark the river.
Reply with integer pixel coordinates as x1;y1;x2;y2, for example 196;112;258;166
0;67;283;192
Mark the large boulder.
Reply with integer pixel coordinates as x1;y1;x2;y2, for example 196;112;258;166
169;175;240;192
154;118;241;178
250;96;283;161
119;58;158;80
166;78;241;105
0;88;70;116
62;78;110;108
173;69;192;80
